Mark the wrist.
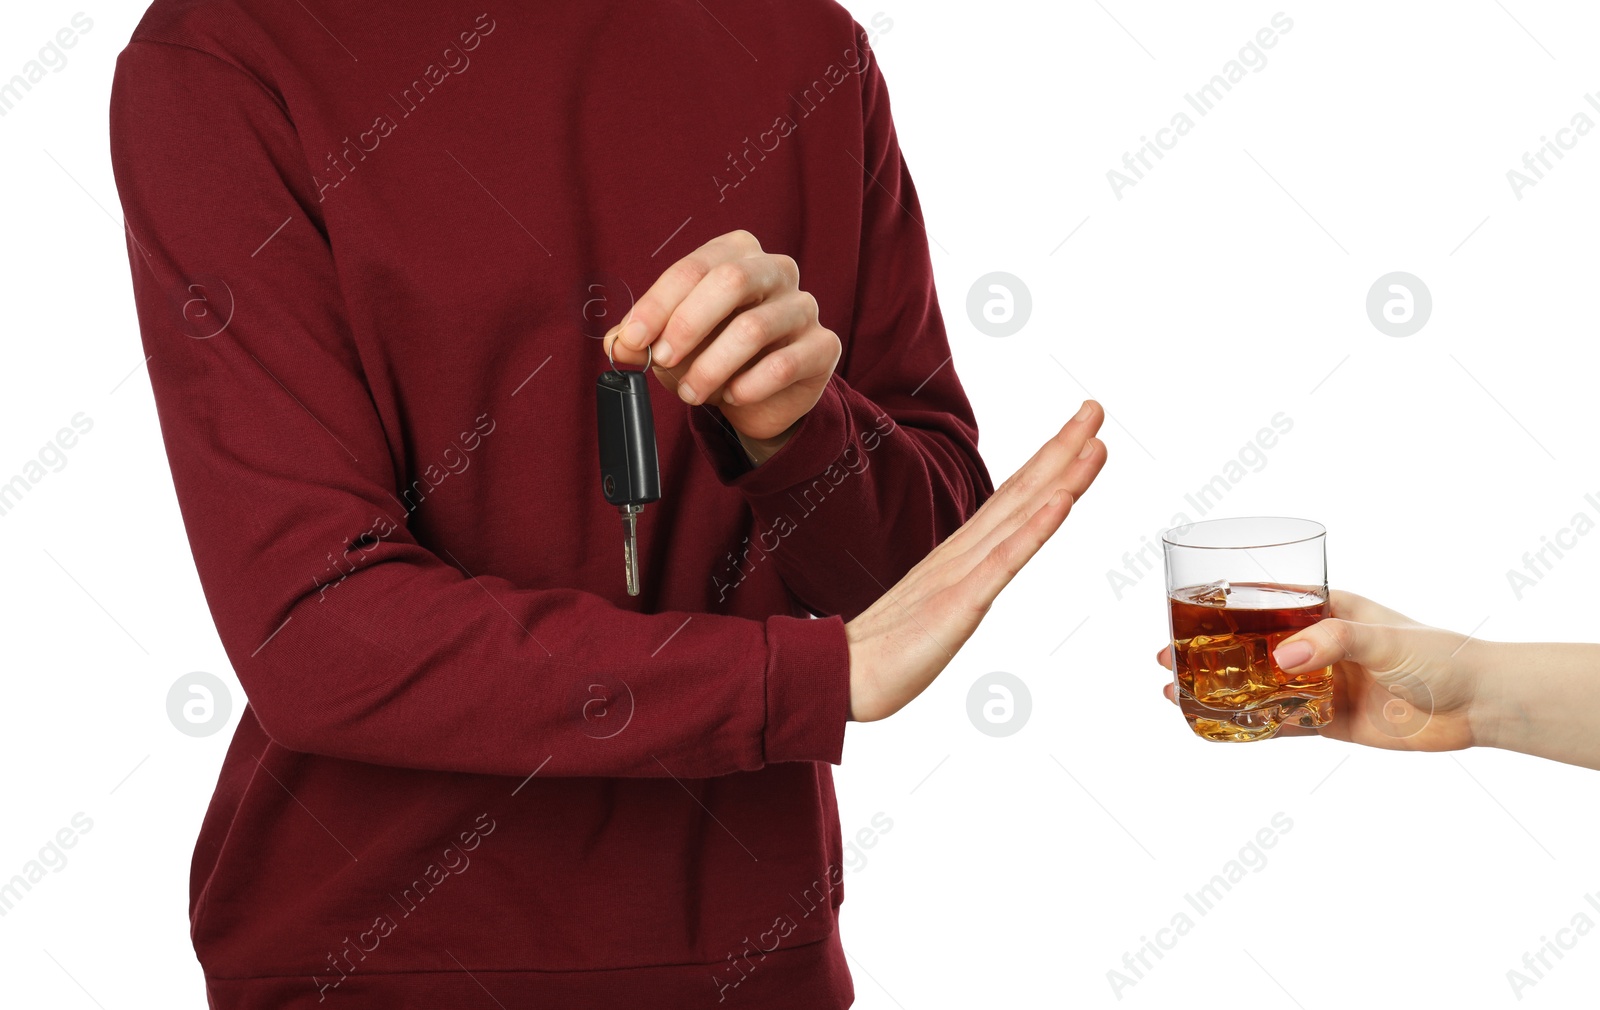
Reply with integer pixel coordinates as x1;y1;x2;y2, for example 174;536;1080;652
843;621;879;723
1459;639;1515;751
844;624;862;722
735;421;800;467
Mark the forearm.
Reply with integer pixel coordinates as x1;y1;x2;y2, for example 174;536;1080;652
235;568;849;778
1469;641;1600;769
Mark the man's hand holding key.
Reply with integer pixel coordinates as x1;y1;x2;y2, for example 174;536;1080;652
605;229;841;466
607;228;1107;722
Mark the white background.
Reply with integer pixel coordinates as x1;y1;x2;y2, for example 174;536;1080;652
3;1;1599;1007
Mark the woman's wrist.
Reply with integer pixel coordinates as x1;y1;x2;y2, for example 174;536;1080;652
1459;639;1520;754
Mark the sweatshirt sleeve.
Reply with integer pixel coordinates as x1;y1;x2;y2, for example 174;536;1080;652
685;34;994;622
109;39;849;779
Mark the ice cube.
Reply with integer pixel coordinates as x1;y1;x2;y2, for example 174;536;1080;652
1192;580;1231;606
1186;634;1271;708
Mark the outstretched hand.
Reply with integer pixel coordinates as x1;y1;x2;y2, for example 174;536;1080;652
847;401;1107;722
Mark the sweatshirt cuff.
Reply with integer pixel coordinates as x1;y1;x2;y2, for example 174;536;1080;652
685;378;851;498
763;613;851;765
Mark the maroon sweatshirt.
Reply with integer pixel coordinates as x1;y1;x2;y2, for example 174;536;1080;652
111;2;991;1006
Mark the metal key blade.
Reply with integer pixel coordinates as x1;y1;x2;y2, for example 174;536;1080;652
619;504;643;596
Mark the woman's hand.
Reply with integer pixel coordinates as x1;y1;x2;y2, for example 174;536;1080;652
847;402;1108;723
1157;590;1482;750
606;230;840;465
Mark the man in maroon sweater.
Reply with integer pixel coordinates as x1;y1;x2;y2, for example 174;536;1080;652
111;1;1106;1005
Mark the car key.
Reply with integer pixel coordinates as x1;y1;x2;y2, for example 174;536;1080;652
596;343;661;596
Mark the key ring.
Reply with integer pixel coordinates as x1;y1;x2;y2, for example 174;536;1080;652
606;334;652;374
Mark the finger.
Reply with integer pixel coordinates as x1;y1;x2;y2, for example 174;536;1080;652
887;403;1103;590
604;325;647;370
1329;590;1417;628
655;255;796;371
646;315;729;399
1155;644;1173;669
1161;682;1176;704
722;325;841;406
955;436;1104;574
609;230;763;361
1274;618;1401;674
672;292;807;404
1057;434;1107;503
959;489;1075;617
938;402;1104;559
993;402;1106;509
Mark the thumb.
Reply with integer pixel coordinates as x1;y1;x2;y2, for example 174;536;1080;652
1274;618;1400;674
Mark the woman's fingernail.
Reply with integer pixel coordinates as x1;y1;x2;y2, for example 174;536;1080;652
655;339;674;364
1274;640;1315;668
1078;438;1096;459
678;382;698;404
1075;402;1093;421
624;319;649;347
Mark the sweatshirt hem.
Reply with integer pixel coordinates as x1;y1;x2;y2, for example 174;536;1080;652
203;930;853;1009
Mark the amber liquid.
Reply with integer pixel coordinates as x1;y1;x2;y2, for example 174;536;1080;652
1169;582;1334;742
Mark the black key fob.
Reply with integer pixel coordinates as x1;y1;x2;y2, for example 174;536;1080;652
596;369;661;508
